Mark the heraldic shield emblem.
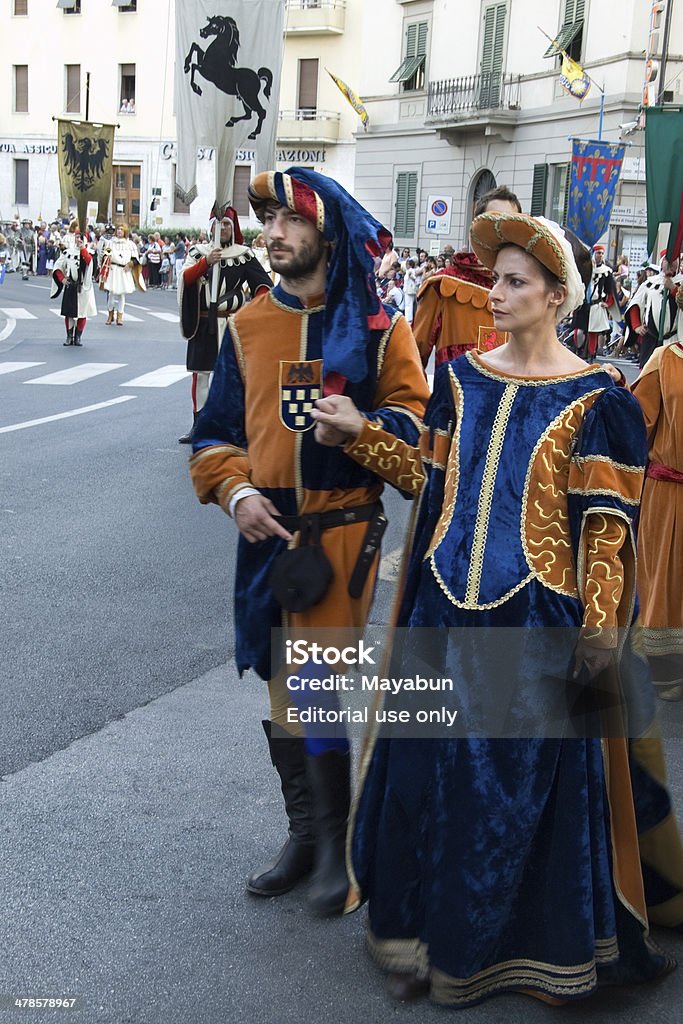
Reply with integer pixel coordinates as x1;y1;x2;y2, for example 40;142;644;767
279;360;323;432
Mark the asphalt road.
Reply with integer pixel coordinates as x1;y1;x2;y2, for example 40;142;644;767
1;271;682;1023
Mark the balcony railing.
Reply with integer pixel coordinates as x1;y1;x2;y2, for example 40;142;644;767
285;0;346;34
278;109;341;143
427;72;522;117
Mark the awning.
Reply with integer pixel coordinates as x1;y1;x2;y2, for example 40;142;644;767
389;55;425;84
543;21;583;58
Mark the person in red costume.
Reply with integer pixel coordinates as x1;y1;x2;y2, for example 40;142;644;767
50;219;96;347
412;186;521;368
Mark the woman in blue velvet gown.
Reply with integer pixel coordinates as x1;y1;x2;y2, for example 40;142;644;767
347;213;682;1008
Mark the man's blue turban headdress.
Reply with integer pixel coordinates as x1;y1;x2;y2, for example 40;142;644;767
248;167;392;385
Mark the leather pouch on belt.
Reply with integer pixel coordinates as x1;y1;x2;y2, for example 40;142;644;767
268;516;334;612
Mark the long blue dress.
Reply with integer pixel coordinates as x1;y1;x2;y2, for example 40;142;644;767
350;352;677;1006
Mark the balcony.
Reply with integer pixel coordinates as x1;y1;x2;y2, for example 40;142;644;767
427;72;522;141
285;0;346;35
278;109;341;143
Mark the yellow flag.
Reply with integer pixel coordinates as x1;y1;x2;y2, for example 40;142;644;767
326;69;369;129
560;55;591;100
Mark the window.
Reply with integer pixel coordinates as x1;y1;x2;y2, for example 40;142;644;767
544;0;585;62
14;66;28;113
120;63;136;111
113;0;137;9
390;21;428;92
58;0;82;12
530;163;549;216
549;164;570;224
173;167;190;214
297;59;319;115
394;170;418;239
14;0;28;15
232;166;252;219
479;3;506;108
15;159;29;206
65;64;80;113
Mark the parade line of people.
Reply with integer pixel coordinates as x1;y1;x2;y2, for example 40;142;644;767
5;169;682;1011
187;167;683;1011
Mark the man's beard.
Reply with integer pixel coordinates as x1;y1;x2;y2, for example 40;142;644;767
268;234;326;280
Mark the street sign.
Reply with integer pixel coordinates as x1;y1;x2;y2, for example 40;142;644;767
426;194;453;235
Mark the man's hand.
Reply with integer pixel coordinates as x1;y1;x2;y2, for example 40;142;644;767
311;395;365;447
206;246;223;266
636;325;648;336
234;494;292;543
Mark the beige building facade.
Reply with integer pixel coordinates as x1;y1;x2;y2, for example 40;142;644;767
0;0;365;231
353;0;682;266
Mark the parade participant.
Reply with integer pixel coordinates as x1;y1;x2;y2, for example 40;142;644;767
50;219;96;346
584;244;617;358
347;212;683;1006
632;329;683;700
189;168;429;915
178;207;272;444
99;223;143;325
412;185;521;367
626;254;681;367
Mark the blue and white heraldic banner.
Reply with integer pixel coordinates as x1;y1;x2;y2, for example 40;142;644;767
175;0;285;212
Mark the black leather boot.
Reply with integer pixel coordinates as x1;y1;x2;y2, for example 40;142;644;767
306;749;351;916
246;721;315;896
178;411;198;445
64;325;74;346
73;328;83;347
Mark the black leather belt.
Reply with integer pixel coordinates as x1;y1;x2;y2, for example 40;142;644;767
275;502;387;599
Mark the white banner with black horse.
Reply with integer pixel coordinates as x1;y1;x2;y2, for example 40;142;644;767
175;0;284;214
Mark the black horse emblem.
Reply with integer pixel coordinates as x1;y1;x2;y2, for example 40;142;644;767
184;15;273;140
61;134;109;194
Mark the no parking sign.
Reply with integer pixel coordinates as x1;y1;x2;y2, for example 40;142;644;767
426;194;453;235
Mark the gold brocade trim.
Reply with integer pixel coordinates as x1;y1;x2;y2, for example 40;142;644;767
268;291;326;316
366;932;430;978
521;391;602;597
283;172;295;214
582;513;627;632
189;443;248;466
227;315;246;382
567;487;640;506
217;480;252;510
348;422;425;495
381;404;423;434
425;366;463;557
464;383;517;605
573;455;644;473
642;627;683;656
466;349;604;386
375;311;401;379
295;315;309;510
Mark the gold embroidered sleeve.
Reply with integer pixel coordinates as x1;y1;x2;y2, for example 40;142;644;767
344;420;425;495
189;444;252;512
580;513;628;648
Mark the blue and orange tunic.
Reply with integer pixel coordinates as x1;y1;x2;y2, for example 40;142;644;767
189;283;430;681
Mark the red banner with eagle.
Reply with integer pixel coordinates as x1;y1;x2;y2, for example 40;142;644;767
57;119;115;230
174;0;284;216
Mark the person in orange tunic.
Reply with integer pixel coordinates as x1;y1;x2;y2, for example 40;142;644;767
632;336;683;699
189;168;429;916
411;185;521;369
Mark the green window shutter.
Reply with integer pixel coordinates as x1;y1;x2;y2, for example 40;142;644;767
481;4;506;74
416;22;428;57
395;171;418;238
406;23;418;58
564;0;585;23
530;163;548;216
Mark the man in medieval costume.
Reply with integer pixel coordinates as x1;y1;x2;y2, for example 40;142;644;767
625;252;681;368
189;168;429;916
50;219;97;347
177;207;272;444
583;244;618;358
